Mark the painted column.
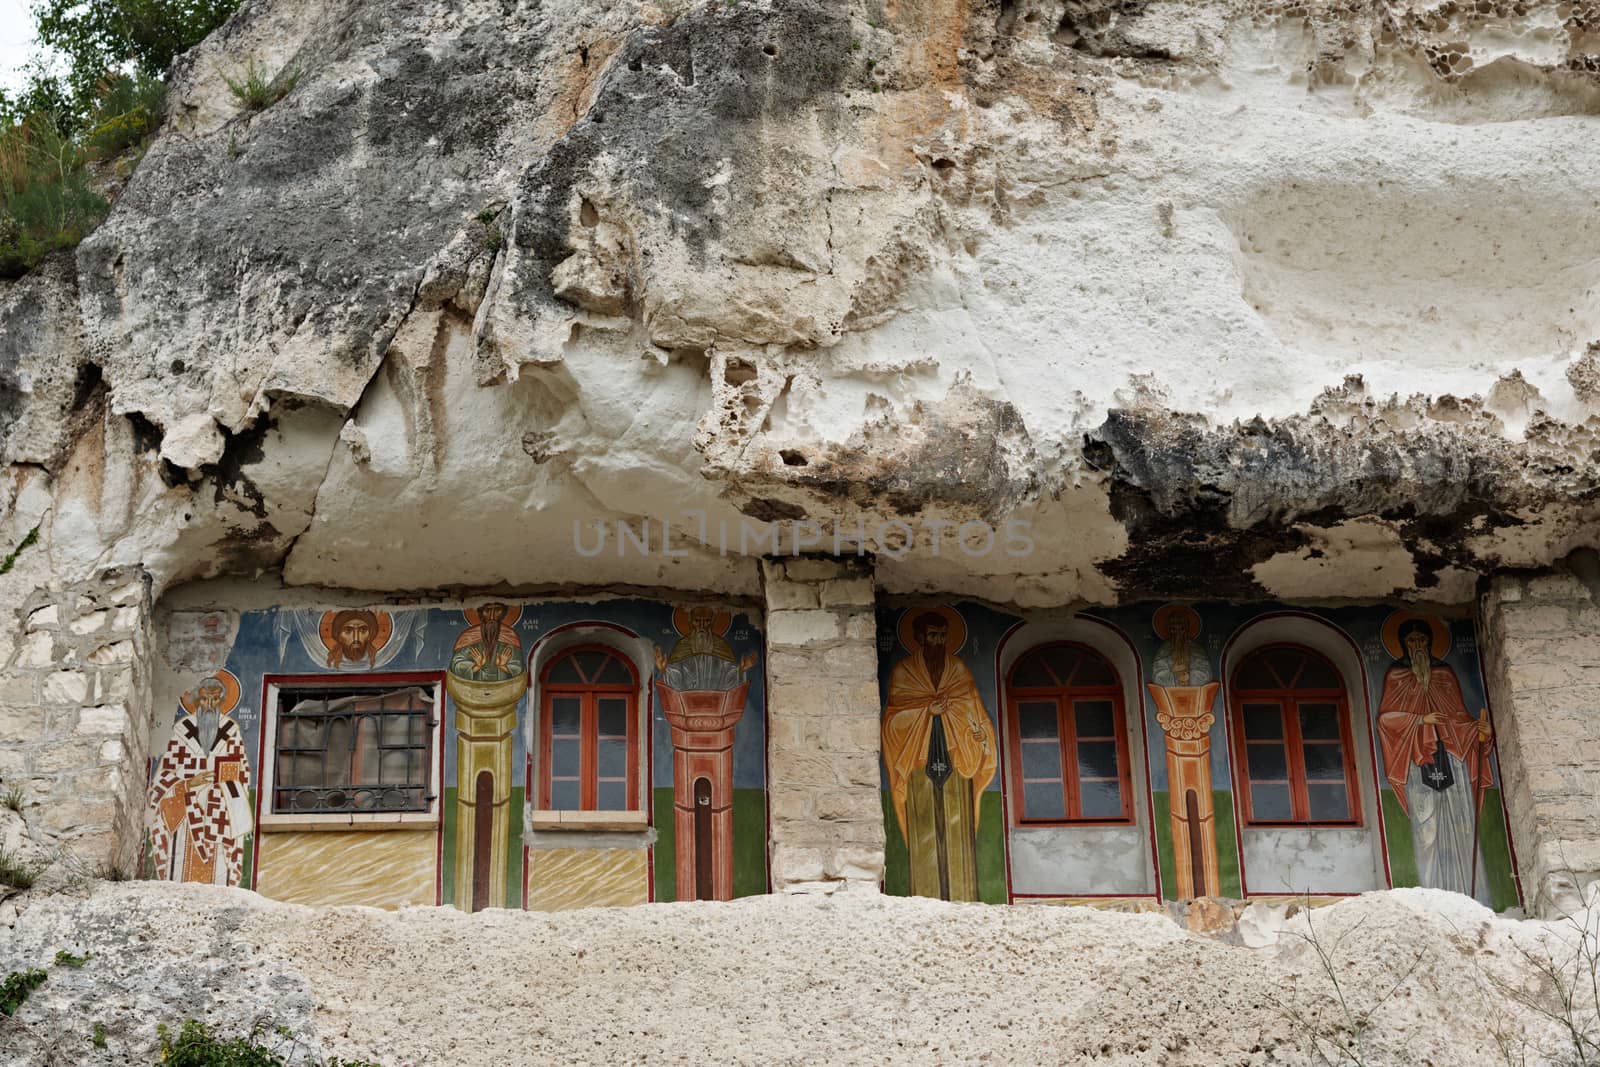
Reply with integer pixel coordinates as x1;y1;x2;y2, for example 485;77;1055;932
1147;682;1222;899
447;671;522;912
656;680;748;900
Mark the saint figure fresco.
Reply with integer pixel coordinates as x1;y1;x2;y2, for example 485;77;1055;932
1151;603;1212;687
654;605;758;688
882;606;996;901
1376;611;1494;897
147;670;252;885
275;606;420;672
450;602;524;681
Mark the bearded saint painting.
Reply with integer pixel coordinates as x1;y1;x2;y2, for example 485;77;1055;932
450;602;524;682
881;605;997;901
1376;611;1494;898
147;670;252;885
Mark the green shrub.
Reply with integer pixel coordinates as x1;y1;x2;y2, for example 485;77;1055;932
0;969;46;1016
220;59;300;113
156;1020;385;1067
0;846;46;889
84;73;165;159
31;0;240;127
0;116;109;279
53;950;89;968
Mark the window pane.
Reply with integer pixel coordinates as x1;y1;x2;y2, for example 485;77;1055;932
1080;778;1124;820
1251;783;1293;821
1010;652;1056;689
1299;702;1341;740
597;779;628;811
1066;649;1115;686
1297;655;1340;689
1023;781;1066;820
595;654;633;685
1076;741;1120;781
597;739;628;779
575;650;607;682
550;779;580;810
1307;783;1350;821
1302;741;1347;781
1021;740;1063;780
1267;649;1302;686
1242;704;1282;740
1018;701;1060;739
380;713;413;746
550;697;580;734
379;749;411;784
1246;743;1288;782
597;698;628;737
1235;655;1279;690
551;739;581;777
1074;700;1115;738
547;655;583;684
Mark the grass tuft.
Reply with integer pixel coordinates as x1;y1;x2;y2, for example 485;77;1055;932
220;59;300;113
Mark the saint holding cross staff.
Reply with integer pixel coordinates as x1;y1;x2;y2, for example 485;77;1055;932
1376;612;1495;900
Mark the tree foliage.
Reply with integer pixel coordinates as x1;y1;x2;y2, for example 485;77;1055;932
30;0;240;123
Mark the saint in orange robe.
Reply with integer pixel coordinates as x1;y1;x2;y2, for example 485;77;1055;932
1377;659;1493;897
1376;663;1491;814
882;651;997;900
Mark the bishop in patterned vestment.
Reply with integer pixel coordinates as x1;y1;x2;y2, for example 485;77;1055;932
147;674;252;885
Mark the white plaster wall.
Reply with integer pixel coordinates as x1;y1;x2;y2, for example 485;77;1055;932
1009;826;1154;896
1240;828;1383;896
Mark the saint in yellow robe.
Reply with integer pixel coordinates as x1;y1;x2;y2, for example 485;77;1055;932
882;651;997;900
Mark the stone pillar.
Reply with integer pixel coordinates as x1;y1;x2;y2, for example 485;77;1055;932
761;558;885;891
0;568;153;876
1481;571;1600;917
1147;682;1222;899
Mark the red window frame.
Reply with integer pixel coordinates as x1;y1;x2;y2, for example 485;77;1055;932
1228;643;1362;828
538;645;640;811
1005;641;1134;826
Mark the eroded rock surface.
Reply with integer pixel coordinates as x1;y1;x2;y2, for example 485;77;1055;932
0;882;1596;1065
2;0;1599;603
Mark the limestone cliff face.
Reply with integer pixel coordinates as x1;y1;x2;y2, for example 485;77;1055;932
2;0;1599;606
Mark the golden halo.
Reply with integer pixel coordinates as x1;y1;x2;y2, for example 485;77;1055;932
897;604;968;656
1152;603;1202;640
1382;610;1450;660
464;603;522;628
318;609;393;656
179;669;241;715
671;605;732;637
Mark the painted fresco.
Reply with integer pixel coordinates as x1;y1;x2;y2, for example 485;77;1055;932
146;597;768;911
878;600;1522;911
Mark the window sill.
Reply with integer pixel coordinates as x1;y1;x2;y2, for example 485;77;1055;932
257;812;441;833
527;810;648;832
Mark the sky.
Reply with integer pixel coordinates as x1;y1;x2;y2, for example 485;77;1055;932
0;0;44;95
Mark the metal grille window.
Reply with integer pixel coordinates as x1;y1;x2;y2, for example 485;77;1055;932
1229;645;1361;827
1005;642;1133;825
273;684;437;815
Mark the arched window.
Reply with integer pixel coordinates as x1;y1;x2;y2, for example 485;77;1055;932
1229;644;1360;826
539;645;639;812
1005;642;1133;824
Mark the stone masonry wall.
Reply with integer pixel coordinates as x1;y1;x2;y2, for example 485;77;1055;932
0;568;154;876
1481;571;1600;917
761;557;885;890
